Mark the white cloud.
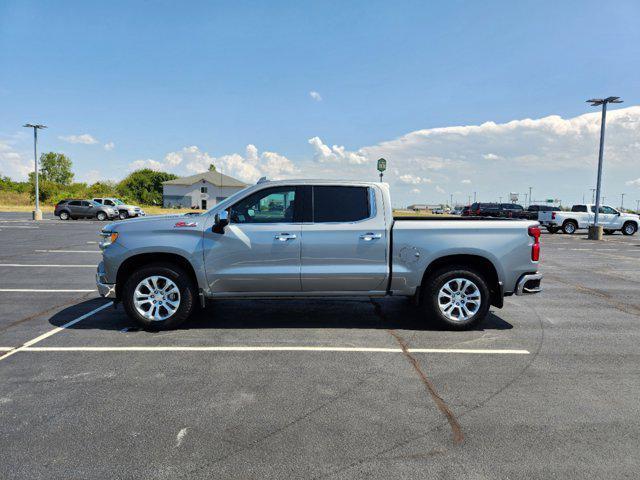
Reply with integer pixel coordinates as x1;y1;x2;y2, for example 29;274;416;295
309;91;322;102
461;179;472;184
397;174;431;185
435;186;446;194
626;178;640;187
59;134;98;145
483;153;501;160
104;142;115;151
128;145;297;184
0;140;31;180
410;188;421;194
308;136;368;164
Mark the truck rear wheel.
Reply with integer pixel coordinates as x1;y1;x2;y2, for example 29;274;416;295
422;266;490;330
122;264;196;330
622;222;637;236
562;221;577;234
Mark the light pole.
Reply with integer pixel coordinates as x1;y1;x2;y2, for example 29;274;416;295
587;97;623;239
528;186;532;207
636;199;640;214
620;193;625;211
23;123;47;221
449;193;453;208
590;188;596;203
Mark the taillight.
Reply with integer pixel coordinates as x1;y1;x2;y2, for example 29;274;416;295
551;212;556;220
528;226;540;261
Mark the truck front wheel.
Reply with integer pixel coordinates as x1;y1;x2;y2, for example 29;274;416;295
422;267;490;330
122;264;196;330
562;221;577;234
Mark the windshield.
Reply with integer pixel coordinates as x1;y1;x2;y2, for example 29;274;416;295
112;199;125;205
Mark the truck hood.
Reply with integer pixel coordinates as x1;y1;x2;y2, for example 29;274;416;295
104;213;207;231
621;213;640;220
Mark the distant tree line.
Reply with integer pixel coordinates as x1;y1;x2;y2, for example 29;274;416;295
0;152;177;206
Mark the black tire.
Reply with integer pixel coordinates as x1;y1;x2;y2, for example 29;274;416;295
546;226;559;234
421;266;490;330
622;222;637;236
604;229;615;235
96;211;107;221
122;263;196;330
562;220;577;234
119;211;128;220
59;211;70;220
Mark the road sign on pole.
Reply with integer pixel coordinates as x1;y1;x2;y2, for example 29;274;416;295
377;158;386;182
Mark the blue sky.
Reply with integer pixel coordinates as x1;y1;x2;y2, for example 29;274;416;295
1;0;640;207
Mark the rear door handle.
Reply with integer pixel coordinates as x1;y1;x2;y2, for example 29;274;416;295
359;232;382;241
274;233;297;241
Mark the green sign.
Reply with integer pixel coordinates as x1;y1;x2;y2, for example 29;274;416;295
377;158;387;172
546;199;554;203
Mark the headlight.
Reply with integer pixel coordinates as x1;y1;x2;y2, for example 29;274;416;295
99;231;119;249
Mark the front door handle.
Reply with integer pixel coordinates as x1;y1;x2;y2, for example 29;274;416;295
275;233;297;241
359;232;382;241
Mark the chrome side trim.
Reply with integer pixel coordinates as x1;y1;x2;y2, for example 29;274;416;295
515;273;542;295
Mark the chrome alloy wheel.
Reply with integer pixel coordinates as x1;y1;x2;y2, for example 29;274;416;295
133;275;181;321
437;278;481;322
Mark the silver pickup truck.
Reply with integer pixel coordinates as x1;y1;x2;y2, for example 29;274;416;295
96;180;542;330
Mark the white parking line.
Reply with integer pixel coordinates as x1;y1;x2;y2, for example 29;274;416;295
0;264;96;268
20;346;530;354
0;302;113;362
0;347;14;352
0;289;96;292
35;250;100;253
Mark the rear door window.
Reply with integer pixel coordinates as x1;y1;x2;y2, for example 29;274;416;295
68;200;81;206
313;186;370;223
572;205;587;212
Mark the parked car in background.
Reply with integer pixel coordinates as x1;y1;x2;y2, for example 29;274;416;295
464;203;525;218
452;207;464;215
97;179;542;331
55;199;119;221
539;204;640;235
93;197;146;220
518;204;561;221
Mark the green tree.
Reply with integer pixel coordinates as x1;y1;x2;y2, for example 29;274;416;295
38;152;74;185
116;169;178;205
208;163;217;172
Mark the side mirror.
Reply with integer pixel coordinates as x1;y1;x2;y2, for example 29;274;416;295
213;210;229;234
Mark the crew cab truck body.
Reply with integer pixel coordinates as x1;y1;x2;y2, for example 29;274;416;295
96;180;542;330
539;204;639;235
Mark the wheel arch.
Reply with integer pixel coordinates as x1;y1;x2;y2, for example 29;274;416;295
115;252;199;300
419;254;502;308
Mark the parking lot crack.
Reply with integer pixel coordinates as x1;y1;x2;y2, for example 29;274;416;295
369;299;464;446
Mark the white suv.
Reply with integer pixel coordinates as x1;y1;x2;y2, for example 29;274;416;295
93;197;146;220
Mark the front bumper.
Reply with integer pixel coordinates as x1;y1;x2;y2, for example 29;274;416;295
96;262;116;298
515;273;542;295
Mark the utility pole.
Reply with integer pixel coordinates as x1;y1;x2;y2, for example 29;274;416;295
620;193;625;211
467;195;471;205
528;186;532;207
636;199;640;213
23;123;47;221
473;191;477;203
449;193;453;208
587;96;623;239
590;188;596;204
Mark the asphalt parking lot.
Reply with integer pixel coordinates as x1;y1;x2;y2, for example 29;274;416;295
1;212;639;479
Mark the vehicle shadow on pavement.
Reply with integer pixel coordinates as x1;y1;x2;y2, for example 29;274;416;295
48;298;513;332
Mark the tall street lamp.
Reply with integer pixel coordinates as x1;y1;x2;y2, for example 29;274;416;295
587;97;623;239
23;123;47;221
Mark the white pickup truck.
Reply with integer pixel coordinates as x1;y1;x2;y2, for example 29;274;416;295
539;204;640;235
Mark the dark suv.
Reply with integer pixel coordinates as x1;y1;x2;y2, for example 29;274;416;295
519;204;561;220
464;202;525;218
54;199;119;221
